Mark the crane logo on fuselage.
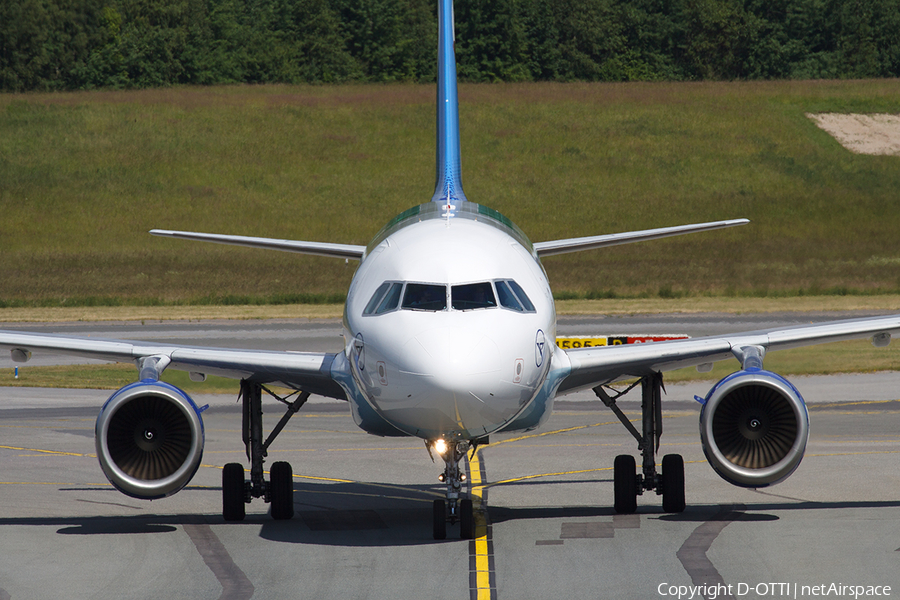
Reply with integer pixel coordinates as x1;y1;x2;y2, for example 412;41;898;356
535;329;546;367
354;333;365;371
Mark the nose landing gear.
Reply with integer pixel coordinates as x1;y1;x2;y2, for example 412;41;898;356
429;439;476;540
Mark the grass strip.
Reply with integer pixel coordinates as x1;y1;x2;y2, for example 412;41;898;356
3;80;900;302
1;363;274;395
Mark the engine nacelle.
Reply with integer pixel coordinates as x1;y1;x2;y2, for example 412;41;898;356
699;369;809;488
95;380;205;499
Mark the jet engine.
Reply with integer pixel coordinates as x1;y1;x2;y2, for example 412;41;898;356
95;381;205;499
699;369;809;487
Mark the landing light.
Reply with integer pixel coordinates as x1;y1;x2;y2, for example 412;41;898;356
433;438;448;456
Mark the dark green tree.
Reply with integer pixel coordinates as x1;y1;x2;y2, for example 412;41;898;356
0;0;114;90
2;0;899;90
675;0;763;79
455;0;531;81
833;0;900;78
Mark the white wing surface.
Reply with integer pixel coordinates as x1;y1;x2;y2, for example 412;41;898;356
533;219;749;257
557;314;900;394
150;229;366;260
0;330;346;399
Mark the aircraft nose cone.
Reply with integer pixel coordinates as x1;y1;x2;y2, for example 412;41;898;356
402;326;502;394
393;326;524;437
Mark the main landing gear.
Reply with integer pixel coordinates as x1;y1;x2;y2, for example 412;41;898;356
594;372;686;514
429;438;477;540
222;380;310;521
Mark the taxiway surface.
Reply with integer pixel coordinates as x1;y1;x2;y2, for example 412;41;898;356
1;315;898;599
2;386;899;599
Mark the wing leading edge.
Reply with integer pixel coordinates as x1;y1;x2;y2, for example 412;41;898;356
556;313;900;394
534;219;750;257
0;330;347;400
150;229;366;260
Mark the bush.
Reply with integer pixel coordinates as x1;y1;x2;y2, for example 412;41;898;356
2;0;898;90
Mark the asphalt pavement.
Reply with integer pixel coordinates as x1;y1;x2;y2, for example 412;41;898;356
1;314;898;599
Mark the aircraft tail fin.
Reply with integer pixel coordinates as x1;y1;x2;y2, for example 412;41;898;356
431;0;467;205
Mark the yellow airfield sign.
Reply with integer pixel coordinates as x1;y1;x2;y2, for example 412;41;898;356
555;335;689;349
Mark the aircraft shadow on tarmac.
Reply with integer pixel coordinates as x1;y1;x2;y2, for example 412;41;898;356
4;483;900;546
3;480;453;546
656;499;900;522
257;480;462;546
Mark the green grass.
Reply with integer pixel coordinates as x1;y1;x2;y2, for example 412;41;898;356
2;80;900;303
3;337;897;392
0;363;239;393
0;292;347;309
665;338;900;383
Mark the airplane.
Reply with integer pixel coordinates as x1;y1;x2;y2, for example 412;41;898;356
3;0;900;541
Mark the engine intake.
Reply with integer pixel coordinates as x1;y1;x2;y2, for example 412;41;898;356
699;369;809;487
95;381;205;499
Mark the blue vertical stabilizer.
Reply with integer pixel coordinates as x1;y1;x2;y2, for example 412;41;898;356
431;0;468;205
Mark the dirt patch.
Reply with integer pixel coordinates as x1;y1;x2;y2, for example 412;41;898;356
808;113;900;155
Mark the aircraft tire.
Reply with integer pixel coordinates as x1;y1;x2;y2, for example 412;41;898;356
223;462;246;521
613;454;637;514
460;498;475;539
270;461;294;520
433;499;447;540
661;454;686;513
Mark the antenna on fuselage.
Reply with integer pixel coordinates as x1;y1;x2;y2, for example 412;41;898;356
432;0;467;207
441;179;456;220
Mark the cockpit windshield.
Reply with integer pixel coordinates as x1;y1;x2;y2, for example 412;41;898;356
363;279;535;315
402;283;447;311
451;282;496;310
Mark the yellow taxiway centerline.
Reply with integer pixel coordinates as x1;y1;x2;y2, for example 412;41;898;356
468;450;493;600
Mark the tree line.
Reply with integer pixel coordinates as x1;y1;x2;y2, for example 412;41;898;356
2;0;899;92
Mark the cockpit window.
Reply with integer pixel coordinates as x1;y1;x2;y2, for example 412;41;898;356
507;280;535;312
451;282;497;310
363;282;403;315
376;282;403;313
495;279;536;313
402;283;447;311
363;282;391;315
495;280;523;311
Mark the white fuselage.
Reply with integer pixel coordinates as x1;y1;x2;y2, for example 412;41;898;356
341;203;556;441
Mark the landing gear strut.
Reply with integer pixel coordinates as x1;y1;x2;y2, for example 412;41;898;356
429;439;477;540
595;372;685;514
222;379;309;521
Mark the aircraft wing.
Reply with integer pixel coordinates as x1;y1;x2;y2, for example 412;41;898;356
557;313;900;394
150;229;366;260
0;330;347;400
534;219;749;257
